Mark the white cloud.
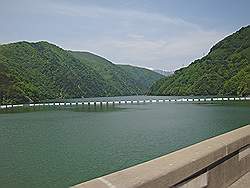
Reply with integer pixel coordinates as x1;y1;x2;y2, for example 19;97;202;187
89;31;224;69
45;2;230;70
54;4;199;29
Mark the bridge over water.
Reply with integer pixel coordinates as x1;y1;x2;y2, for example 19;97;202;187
1;96;250;109
1;96;249;188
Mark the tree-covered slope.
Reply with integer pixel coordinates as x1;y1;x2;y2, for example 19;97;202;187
70;51;163;95
149;25;250;96
0;41;111;104
0;41;163;104
117;65;163;91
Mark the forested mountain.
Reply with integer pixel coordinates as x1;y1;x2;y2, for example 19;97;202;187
117;65;164;90
153;69;173;76
149;25;250;96
0;41;163;104
70;52;162;95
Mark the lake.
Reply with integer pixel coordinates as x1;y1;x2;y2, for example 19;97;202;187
0;96;250;188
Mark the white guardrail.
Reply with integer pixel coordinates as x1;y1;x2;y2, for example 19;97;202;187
1;97;250;110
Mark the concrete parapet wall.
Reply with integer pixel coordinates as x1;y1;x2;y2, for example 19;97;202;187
72;125;250;188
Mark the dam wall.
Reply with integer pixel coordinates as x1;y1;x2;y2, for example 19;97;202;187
72;125;250;188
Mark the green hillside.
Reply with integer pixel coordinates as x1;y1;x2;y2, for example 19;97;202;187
0;41;163;104
117;65;163;90
149;25;250;96
70;52;163;95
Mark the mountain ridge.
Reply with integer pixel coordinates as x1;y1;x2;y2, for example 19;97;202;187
0;41;163;104
149;26;250;96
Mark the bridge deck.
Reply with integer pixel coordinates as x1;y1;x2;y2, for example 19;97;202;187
1;96;250;109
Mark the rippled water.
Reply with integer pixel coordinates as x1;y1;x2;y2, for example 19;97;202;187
0;97;250;188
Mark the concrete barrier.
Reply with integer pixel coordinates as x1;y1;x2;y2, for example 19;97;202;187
72;125;250;188
0;105;7;109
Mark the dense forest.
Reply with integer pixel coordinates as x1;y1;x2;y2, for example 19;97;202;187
70;51;163;95
0;41;163;104
149;26;250;96
1;26;249;104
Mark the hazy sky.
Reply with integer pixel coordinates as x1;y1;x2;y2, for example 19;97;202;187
1;0;249;70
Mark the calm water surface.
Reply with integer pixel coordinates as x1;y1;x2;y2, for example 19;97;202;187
0;97;250;188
